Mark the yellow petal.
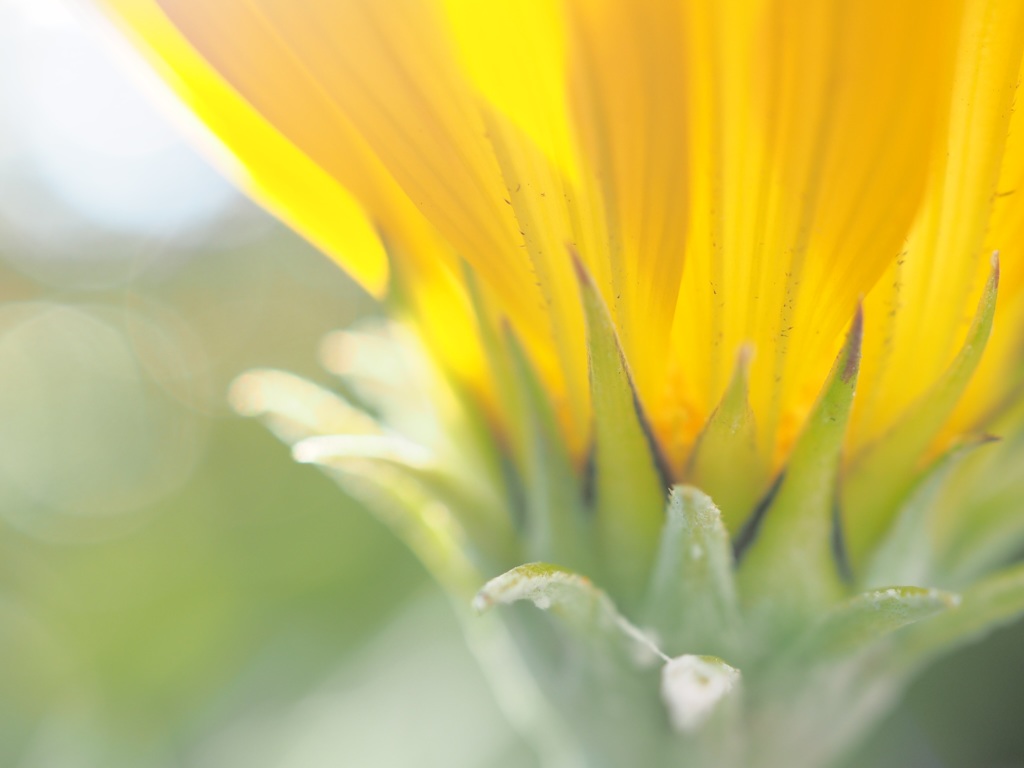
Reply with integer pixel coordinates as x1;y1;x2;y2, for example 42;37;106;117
855;0;1024;450
666;0;964;466
444;0;698;446
567;0;692;404
441;0;575;185
98;0;1024;477
97;0;576;438
947;43;1024;436
97;0;390;292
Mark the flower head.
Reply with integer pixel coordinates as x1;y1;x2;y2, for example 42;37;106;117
100;0;1023;463
99;2;1024;764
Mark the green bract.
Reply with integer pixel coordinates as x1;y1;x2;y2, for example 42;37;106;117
231;259;1024;768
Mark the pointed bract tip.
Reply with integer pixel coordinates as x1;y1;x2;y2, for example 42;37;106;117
841;303;864;384
972;432;1002;446
737;342;755;368
668;483;715;509
721;343;754;401
851;299;865;332
989;251;1000;292
499;316;530;361
568;245;592;287
726;345;756;397
668;483;692;504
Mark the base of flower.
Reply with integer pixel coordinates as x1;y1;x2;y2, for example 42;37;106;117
229;323;1024;768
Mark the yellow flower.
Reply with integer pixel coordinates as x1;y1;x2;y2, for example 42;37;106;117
96;5;1024;762
98;0;1024;561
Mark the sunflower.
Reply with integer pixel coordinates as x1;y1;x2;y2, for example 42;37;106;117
96;1;1024;766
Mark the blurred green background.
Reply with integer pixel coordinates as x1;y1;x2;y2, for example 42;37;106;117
0;2;1021;767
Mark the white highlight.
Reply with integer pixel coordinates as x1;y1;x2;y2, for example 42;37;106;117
661;655;741;734
292;435;432;469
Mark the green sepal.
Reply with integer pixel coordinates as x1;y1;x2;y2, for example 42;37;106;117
383;257;518;540
889;560;1024;673
502;327;594;573
475;563;691;764
795;586;959;659
464;261;593;572
292;434;520;569
643;486;742;657
686;347;770;532
862;436;997;589
302;448;484;600
745;588;956;768
229;371;471;587
737;309;863;639
942;498;1024;586
844;256;999;566
933;434;1024;584
228;370;503;569
229;367;381;443
574;253;668;607
232;367;520;570
482;109;592;448
461;261;531;463
474;562;639;642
